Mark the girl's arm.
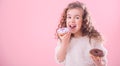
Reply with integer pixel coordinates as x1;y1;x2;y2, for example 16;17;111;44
55;41;69;63
91;40;108;66
55;32;71;63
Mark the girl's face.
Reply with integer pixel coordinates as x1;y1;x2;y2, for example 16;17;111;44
66;8;83;34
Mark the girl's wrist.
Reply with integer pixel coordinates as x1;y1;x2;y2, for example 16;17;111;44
61;40;69;45
61;42;69;47
95;63;104;66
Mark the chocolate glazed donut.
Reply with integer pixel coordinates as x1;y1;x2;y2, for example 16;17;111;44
90;48;104;57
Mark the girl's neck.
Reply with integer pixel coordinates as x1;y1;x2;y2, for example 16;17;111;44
73;31;82;38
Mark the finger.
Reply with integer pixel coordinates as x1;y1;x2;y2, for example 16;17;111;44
91;56;96;62
97;57;102;62
62;33;71;39
91;56;100;62
98;57;102;62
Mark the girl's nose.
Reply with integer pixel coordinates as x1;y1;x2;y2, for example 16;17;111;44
71;18;75;23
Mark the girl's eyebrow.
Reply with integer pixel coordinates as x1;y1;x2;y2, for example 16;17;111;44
75;15;81;16
67;14;82;17
67;14;81;16
67;14;71;16
74;15;82;17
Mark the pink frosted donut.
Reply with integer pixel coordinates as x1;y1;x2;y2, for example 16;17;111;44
57;28;70;34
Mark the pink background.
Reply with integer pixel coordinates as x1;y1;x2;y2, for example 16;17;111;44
0;0;120;66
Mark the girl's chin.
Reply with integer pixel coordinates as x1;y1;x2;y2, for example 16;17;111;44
70;30;77;33
70;29;80;33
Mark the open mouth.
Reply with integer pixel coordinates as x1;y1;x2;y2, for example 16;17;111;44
69;25;76;29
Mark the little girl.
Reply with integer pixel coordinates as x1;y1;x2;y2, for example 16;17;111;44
55;1;107;66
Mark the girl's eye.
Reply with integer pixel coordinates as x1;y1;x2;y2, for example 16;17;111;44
76;16;80;19
67;16;71;19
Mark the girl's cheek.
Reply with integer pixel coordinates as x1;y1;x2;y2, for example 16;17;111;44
66;22;69;27
66;21;70;25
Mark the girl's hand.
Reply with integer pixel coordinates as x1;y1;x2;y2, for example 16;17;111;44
91;55;103;66
58;31;71;45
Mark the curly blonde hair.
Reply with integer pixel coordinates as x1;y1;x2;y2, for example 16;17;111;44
56;1;103;42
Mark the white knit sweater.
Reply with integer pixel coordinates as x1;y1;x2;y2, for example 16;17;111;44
55;36;107;66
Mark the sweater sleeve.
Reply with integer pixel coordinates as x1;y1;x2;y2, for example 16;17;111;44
54;39;65;64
